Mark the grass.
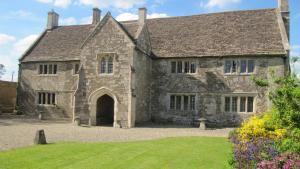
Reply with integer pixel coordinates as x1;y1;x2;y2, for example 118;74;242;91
0;137;232;169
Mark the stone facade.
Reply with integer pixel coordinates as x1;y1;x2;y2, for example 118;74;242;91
0;80;17;113
17;2;290;128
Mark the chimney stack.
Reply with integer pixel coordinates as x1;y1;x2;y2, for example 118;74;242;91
92;8;101;24
138;8;147;26
278;0;290;40
47;10;59;30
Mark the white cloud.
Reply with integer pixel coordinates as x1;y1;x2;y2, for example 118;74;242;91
13;35;39;56
200;0;241;9
0;34;38;81
0;34;16;45
291;45;300;57
78;0;145;10
116;12;168;21
80;16;92;24
60;17;77;25
36;0;72;8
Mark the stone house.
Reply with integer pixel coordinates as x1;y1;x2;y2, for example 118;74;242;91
17;0;290;128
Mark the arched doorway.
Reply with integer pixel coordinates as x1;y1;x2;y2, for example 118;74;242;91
96;94;114;126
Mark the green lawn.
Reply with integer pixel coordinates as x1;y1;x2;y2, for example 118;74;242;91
0;137;232;169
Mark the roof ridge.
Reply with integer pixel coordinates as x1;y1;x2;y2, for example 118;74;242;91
118;8;277;23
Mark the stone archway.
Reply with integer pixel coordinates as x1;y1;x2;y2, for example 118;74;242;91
96;94;114;126
88;87;118;127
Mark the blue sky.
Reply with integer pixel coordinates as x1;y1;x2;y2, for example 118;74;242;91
0;0;299;81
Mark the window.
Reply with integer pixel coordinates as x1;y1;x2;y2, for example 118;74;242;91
37;92;56;105
99;54;114;74
190;63;196;73
225;61;231;74
240;60;247;73
232;97;238;112
170;95;175;110
225;59;255;75
38;64;58;75
247;97;254;112
43;65;48;74
171;61;196;74
225;96;254;113
183;96;189;110
190;95;195;110
184;62;190;73
176;96;182;110
74;63;80;74
100;58;106;74
177;62;182;73
107;57;113;73
169;94;196;111
248;60;255;73
171;62;176;73
225;97;231;112
240;97;246;112
39;65;43;74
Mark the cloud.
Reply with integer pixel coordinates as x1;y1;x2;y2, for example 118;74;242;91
200;0;241;9
60;17;78;25
0;34;39;81
13;35;39;56
0;34;16;45
78;0;145;10
80;16;93;24
116;12;169;21
36;0;72;8
291;45;300;57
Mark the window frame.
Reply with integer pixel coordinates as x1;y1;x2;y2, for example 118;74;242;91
97;53;115;75
171;61;197;74
38;63;58;75
168;94;196;111
73;63;80;75
224;59;255;75
37;91;56;106
224;95;255;114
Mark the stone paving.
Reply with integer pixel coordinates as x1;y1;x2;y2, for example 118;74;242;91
0;118;233;151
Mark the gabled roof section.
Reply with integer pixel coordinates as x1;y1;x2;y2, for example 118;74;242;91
147;8;287;58
80;12;136;49
21;24;94;62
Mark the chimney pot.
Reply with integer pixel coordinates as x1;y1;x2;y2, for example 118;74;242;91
278;0;289;12
92;8;101;24
138;8;147;26
47;10;59;30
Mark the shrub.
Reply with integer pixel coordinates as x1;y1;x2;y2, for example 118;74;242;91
257;153;300;169
237;113;286;142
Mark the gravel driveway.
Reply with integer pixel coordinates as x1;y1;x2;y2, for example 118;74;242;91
0;118;233;151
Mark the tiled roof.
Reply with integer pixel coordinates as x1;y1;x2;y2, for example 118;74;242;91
21;8;287;62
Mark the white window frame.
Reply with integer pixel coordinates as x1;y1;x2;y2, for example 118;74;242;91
171;61;197;74
223;94;256;114
97;53;115;75
168;94;197;111
37;91;56;106
37;63;58;76
224;59;255;75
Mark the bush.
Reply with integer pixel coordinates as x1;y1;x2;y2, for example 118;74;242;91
229;74;300;168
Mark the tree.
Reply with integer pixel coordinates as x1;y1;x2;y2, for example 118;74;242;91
0;64;5;79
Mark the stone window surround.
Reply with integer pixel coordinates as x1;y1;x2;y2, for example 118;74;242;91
36;90;57;106
222;93;257;114
167;93;197;111
37;63;58;76
170;60;197;74
97;53;116;76
224;59;256;75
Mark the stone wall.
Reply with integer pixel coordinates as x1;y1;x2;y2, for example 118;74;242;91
150;56;286;127
18;61;79;119
75;17;135;127
0;80;17;113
